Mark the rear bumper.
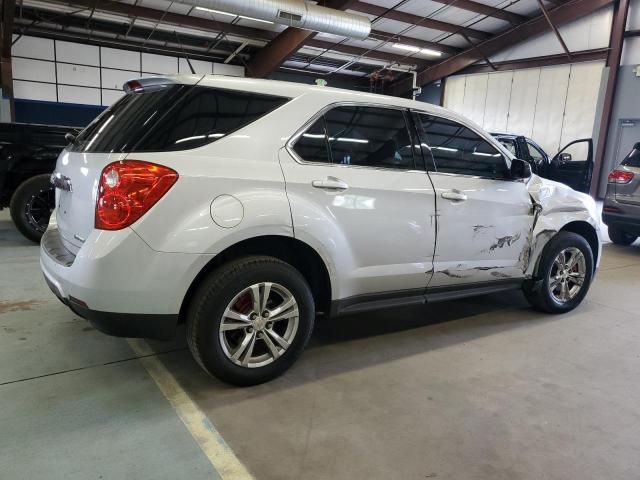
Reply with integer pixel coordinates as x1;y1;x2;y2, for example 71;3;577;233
602;198;640;235
40;223;214;340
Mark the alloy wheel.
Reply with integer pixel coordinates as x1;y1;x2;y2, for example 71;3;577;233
219;282;299;368
548;247;586;303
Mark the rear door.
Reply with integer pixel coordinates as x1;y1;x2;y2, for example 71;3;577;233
548;139;593;193
280;104;436;298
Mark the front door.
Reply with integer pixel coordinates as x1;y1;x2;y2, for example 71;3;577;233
549;139;593;193
279;105;436;300
413;111;534;287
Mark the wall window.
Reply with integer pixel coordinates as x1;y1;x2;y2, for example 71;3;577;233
292;117;330;164
416;113;507;179
324;106;415;170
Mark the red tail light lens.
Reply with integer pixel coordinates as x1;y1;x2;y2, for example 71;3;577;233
96;160;178;230
608;169;634;184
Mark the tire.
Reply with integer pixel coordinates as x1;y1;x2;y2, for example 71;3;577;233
608;226;637;246
186;256;315;386
523;231;594;314
9;174;55;243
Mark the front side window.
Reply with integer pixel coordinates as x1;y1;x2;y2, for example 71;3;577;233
497;138;516;156
527;142;545;163
416;113;507;179
324;106;415;170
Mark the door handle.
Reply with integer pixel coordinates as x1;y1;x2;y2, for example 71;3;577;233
441;191;467;202
312;177;349;191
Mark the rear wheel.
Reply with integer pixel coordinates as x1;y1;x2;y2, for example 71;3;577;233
523;231;594;314
9;174;55;243
186;256;315;386
608;226;637;246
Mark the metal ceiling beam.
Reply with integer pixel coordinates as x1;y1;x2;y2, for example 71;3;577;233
392;0;615;95
1;0;16;121
349;0;491;40
245;0;356;78
536;0;572;60
592;0;631;197
428;0;526;25
460;48;609;74
305;38;430;67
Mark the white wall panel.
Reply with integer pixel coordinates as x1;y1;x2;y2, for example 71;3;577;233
142;53;178;74
179;58;212;74
101;47;140;71
483;71;513;133
621;37;640;65
57;85;101;105
560;62;605;148
12;36;54;61
102;68;138;90
102;89;125;107
13;81;57;102
461;74;488;126
212;63;244;77
506;69;540;138
57;63;100;88
531;65;570;154
55;41;100;66
11;58;56;83
443;76;466;115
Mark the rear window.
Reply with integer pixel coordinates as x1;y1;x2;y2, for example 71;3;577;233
71;85;289;153
621;144;640;168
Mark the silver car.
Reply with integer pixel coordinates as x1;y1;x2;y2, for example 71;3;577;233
603;142;640;245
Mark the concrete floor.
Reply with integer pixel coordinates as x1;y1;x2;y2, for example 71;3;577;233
2;209;640;479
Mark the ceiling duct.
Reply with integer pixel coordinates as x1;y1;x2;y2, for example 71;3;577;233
179;0;372;40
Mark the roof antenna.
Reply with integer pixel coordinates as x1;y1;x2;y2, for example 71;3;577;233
174;30;196;74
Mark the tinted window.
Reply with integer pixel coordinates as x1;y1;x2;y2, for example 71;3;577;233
292;118;330;163
622;145;640;167
417;114;507;178
139;87;289;151
324;106;415;170
527;142;545;162
71;85;289;153
497;138;516;155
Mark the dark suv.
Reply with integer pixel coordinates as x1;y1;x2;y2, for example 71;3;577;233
0;122;75;242
492;133;593;194
603;142;640;245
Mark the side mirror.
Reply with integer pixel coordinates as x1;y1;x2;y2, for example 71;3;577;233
64;132;77;145
511;158;532;180
560;152;572;162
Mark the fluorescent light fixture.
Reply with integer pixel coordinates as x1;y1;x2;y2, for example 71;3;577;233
195;6;235;16
208;133;226;138
392;43;420;53
195;6;274;24
336;137;369;144
434;146;458;152
303;133;326;139
420;48;442;57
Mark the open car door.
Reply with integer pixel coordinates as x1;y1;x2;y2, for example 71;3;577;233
548;138;593;193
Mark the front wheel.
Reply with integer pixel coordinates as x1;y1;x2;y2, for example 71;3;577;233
186;256;315;386
523;231;594;314
9;174;55;243
608;226;637;246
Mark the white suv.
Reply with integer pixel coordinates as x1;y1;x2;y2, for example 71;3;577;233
41;75;601;385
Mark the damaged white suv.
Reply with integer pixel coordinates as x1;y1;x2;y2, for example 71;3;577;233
41;75;601;385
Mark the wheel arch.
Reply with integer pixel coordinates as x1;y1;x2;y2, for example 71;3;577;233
179;235;332;323
560;221;599;267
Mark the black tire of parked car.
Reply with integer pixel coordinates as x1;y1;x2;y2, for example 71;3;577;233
186;256;315;386
607;226;637;246
9;174;55;243
523;231;594;314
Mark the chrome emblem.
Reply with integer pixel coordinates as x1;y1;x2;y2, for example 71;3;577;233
50;172;72;192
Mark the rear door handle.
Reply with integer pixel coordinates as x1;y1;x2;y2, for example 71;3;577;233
441;191;467;202
312;177;349;191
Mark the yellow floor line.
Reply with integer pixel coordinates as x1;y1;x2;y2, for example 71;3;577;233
127;339;254;480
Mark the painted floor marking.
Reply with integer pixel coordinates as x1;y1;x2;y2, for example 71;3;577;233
127;339;254;480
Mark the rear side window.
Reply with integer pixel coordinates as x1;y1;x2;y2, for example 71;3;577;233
621;145;640;168
416;113;507;179
71;85;289;153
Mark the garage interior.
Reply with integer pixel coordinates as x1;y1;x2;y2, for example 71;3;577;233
1;0;640;479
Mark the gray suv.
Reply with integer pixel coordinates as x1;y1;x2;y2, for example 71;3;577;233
603;142;640;245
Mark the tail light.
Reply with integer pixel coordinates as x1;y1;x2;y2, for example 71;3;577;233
608;169;634;184
96;160;178;230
